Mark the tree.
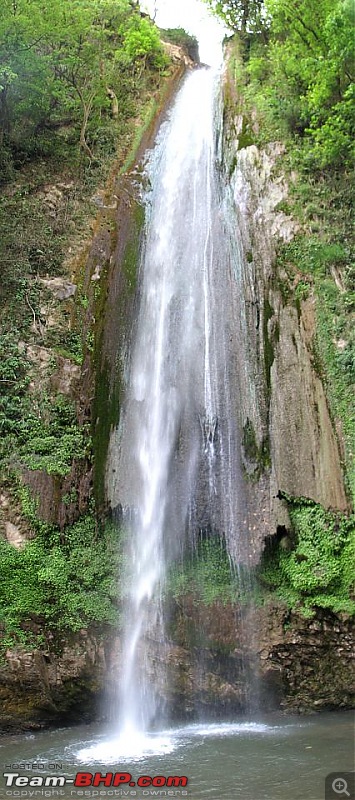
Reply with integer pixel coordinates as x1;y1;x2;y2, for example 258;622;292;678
203;0;266;34
0;0;167;166
244;0;354;166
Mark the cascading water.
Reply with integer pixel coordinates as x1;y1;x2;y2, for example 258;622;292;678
108;65;251;746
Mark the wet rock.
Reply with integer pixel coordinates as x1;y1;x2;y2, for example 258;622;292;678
0;633;106;731
270;298;348;510
0;599;353;730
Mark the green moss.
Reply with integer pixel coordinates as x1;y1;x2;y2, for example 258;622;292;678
92;200;145;511
237;115;255;151
92;360;121;511
274;269;293;305
120;98;159;174
166;538;261;608
259;436;272;471
241;417;271;479
242;418;259;463
122;202;145;292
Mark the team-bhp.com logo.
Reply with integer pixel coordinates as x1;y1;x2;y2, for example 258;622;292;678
4;772;188;789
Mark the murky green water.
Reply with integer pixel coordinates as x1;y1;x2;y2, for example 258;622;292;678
0;713;353;800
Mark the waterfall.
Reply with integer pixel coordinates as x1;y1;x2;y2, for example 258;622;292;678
110;66;250;740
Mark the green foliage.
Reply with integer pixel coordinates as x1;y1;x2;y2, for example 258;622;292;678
0;384;90;478
0;3;172;493
259;499;355;615
0;335;30;435
0;516;122;650
278;237;349;281
243;28;354;501
123;17;167;68
0;0;169;169
315;295;355;501
0;183;67;306
203;0;266;34
240;0;354;168
21;430;89;477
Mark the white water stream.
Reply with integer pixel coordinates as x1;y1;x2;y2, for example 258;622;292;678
107;67;249;749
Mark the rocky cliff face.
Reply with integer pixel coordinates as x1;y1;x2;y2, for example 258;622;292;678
165;598;354;716
223;126;348;549
1;599;352;732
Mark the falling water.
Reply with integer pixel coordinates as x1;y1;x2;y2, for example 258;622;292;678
108;66;250;743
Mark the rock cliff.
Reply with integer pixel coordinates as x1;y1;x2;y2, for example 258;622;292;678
222;111;349;550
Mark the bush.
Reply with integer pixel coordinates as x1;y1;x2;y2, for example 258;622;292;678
259;499;355;615
0;516;122;650
123;18;168;69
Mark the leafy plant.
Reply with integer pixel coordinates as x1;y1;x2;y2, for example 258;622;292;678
0;516;122;650
259;498;355;615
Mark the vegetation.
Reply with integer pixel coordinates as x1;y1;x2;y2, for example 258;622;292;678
216;0;354;616
167;505;354;618
0;515;122;653
221;3;354;500
0;2;175;654
208;0;354;170
168;537;239;606
0;0;168;171
0;0;172;487
203;0;265;35
0;0;353;658
276;228;354;500
259;498;355;616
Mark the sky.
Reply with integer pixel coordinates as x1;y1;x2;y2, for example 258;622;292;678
141;0;228;66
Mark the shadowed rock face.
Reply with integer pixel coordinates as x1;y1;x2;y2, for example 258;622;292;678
269;296;347;511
